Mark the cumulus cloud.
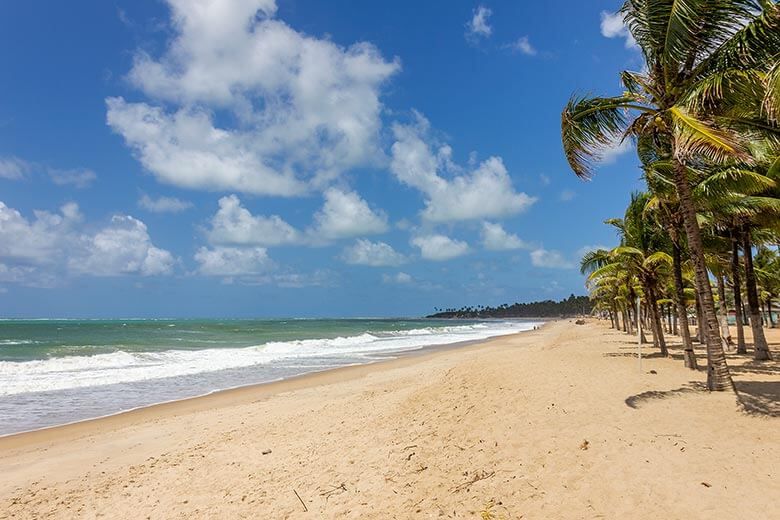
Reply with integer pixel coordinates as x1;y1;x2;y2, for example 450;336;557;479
530;248;575;269
0;156;31;180
194;246;272;276
139;193;193;213
341;239;406;266
411;234;469;261
600;11;637;49
466;5;493;39
509;36;536;56
204;190;387;248
390;114;535;223
69;216;175;276
481;222;531;251
48;168;97;188
107;0;400;196
0;200;174;285
206;194;300;246
311;188;388;240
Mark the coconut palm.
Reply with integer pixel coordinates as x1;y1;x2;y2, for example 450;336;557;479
561;0;780;390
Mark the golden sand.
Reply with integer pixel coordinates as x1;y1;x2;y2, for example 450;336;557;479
1;320;778;519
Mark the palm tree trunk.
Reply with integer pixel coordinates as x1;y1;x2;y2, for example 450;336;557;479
768;298;775;328
646;283;668;356
672;158;733;391
672;306;679;336
742;227;772;361
731;233;747;354
695;295;705;344
716;273;733;350
672;239;696;369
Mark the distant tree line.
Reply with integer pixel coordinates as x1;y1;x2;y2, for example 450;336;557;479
426;294;592;319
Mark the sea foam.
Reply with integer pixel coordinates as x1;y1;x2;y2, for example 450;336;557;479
0;322;535;396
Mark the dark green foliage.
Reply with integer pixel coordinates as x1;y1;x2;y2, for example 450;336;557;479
426;294;592;319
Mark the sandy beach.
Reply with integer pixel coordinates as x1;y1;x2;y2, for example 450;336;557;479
1;320;778;519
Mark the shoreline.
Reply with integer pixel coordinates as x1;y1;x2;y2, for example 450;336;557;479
0;324;546;449
2;319;777;519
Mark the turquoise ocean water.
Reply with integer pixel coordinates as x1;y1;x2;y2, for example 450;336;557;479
0;318;539;435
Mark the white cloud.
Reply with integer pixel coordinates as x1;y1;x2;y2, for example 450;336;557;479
311;188;388;240
342;239;406;266
382;271;413;284
107;0;400;196
559;190;576;202
466;5;493;39
539;174;551;186
0;156;31;180
481;222;531;251
509;36;536;56
0;201;174;285
48;168;97;188
69;216;175;276
194;246;272;276
530;248;575;269
411;234;469;261
601;138;633;164
390;114;536;223
139;193;193;213
206;194;300;246
600;11;637;49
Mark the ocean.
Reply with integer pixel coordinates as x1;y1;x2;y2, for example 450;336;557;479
0;318;540;435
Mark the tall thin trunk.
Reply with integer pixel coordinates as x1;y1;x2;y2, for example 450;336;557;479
716;273;733;350
695;295;705;344
622;309;628;333
646;282;668;356
672;157;733;391
742;228;772;361
731;234;747;354
613;305;621;331
768;298;775;328
672;239;696;369
672;306;679;336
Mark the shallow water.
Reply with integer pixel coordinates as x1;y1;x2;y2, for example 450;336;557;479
0;318;540;435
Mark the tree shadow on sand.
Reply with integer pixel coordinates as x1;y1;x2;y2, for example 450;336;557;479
624;382;707;409
735;381;780;417
623;380;779;417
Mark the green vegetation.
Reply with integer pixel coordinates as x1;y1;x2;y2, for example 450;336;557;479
427;294;591;319
562;0;780;391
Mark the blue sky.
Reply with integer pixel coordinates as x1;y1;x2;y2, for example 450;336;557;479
0;0;646;318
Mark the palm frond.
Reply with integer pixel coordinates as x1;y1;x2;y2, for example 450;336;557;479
669;106;748;162
561;95;645;178
694;167;776;199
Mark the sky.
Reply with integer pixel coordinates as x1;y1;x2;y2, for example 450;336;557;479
0;0;647;318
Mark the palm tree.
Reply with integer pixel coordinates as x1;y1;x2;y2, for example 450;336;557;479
561;1;780;390
583;193;673;355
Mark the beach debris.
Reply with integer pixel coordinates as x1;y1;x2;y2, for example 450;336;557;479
649;370;658;375
451;470;496;492
701;482;712;488
319;483;347;501
293;488;308;512
575;319;586;325
262;449;272;455
579;440;589;450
